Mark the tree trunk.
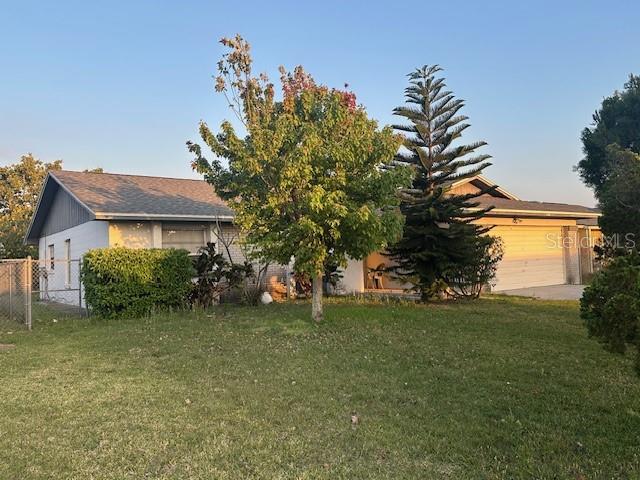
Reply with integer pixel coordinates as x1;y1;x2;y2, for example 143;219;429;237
312;273;323;322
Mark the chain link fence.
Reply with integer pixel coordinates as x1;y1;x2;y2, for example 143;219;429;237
0;260;30;330
0;257;83;331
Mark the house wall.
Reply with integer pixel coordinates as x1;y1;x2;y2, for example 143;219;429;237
38;220;109;306
590;228;603;246
40;187;93;237
340;259;365;293
217;223;289;290
450;182;482;195
578;228;593;280
587;228;604;276
218;223;246;264
363;251;408;290
563;226;581;285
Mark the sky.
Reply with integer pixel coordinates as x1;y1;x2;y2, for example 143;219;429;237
1;1;639;207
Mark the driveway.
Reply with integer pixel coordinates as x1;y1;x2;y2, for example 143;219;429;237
495;284;585;301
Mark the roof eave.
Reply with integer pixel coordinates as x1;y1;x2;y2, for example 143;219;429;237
478;207;601;219
23;172;56;245
94;212;235;222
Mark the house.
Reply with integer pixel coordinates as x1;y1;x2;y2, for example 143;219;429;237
24;170;285;306
340;175;601;293
25;170;601;305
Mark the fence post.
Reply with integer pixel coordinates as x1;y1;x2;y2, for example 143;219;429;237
285;266;291;300
8;263;13;322
44;262;48;301
78;259;82;317
25;257;32;330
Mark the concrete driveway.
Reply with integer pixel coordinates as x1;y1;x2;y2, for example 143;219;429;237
495;284;585;301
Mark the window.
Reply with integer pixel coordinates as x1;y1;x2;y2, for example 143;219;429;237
64;239;71;286
48;244;55;270
161;224;206;254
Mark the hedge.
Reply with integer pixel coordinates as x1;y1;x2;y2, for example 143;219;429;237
81;247;194;319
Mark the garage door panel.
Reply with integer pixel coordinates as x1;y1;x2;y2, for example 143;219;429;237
491;226;565;291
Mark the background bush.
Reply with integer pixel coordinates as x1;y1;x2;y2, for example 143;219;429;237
82;247;194;318
190;242;254;308
580;252;640;373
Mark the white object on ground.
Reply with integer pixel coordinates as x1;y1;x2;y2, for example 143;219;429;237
260;292;273;305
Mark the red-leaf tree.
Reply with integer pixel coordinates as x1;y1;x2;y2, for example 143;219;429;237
188;35;410;321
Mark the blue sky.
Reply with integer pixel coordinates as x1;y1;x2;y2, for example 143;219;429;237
1;1;639;207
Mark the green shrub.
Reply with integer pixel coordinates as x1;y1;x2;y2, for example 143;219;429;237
580;252;640;373
190;242;254;308
82;247;194;319
444;236;504;299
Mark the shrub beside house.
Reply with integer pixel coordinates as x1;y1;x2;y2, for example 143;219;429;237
82;247;193;318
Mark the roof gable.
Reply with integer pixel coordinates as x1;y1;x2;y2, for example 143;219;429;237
450;175;520;200
448;174;599;218
49;171;234;220
25;173;95;244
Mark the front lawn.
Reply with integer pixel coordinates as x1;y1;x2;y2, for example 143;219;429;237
1;297;639;479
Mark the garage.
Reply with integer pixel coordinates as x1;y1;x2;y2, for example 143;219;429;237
340;175;601;295
491;225;565;291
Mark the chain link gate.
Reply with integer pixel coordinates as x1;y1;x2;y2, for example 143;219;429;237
0;259;31;330
0;257;83;331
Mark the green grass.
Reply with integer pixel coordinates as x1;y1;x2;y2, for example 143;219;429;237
1;297;639;479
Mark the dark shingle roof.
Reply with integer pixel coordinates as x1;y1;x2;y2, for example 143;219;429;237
476;195;600;217
48;171;599;221
51;170;234;219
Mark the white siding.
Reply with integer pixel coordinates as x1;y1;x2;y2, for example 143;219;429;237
38;220;109;306
340;258;365;293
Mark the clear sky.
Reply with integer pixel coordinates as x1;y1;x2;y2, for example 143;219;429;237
2;0;639;207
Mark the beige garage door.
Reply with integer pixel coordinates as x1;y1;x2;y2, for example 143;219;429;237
491;225;565;291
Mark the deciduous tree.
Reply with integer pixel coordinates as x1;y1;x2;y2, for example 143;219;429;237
578;74;640;195
0;154;62;258
188;35;410;321
598;145;640;243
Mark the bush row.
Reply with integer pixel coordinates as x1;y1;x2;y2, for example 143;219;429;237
81;247;194;319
